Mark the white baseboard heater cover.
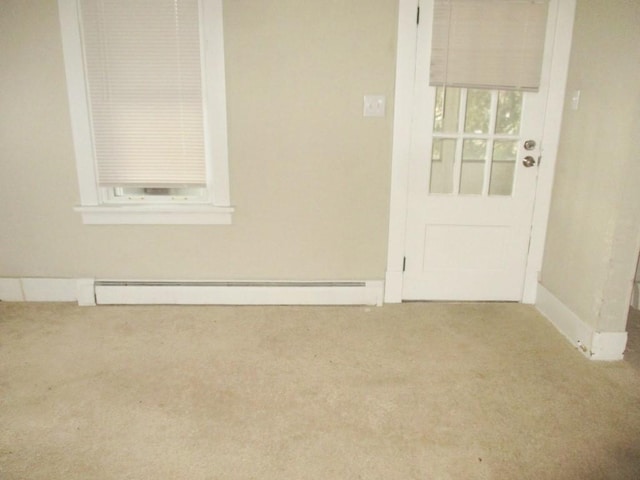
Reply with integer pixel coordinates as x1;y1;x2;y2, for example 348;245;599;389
94;280;384;306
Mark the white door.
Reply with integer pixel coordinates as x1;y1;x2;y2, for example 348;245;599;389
402;0;559;301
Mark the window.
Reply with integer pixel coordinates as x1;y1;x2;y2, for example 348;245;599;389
430;87;524;195
58;0;232;224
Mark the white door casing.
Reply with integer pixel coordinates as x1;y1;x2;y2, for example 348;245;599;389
385;0;576;303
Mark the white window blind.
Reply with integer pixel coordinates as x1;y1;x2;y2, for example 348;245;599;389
79;0;207;187
430;0;549;91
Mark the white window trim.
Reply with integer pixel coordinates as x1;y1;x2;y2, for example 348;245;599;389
57;0;233;225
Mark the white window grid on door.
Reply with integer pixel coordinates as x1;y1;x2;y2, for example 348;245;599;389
429;87;523;197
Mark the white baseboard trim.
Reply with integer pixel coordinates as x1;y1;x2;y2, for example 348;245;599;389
384;270;403;303
536;283;627;361
591;331;628;362
0;278;93;303
76;278;97;306
1;278;384;307
21;278;78;302
535;284;594;355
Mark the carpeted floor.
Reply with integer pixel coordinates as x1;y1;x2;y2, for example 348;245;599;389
1;302;639;479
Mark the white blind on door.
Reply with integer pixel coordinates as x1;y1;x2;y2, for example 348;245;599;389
79;0;207;187
430;0;549;91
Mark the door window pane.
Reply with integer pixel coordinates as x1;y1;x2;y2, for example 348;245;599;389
430;138;456;194
430;87;523;197
460;139;486;194
489;140;517;195
495;91;523;135
434;87;461;133
464;89;491;134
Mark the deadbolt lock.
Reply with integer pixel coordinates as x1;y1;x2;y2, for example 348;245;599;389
524;140;536;151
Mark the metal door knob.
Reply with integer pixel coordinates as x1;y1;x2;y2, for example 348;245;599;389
523;156;536;168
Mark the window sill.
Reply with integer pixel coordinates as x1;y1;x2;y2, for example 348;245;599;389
75;204;234;225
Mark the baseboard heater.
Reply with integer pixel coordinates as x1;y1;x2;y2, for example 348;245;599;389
93;280;384;306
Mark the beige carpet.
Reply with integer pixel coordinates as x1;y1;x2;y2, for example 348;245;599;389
1;302;639;479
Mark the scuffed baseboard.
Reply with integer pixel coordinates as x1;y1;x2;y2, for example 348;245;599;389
536;283;627;361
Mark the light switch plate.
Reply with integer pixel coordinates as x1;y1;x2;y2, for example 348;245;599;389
363;95;386;117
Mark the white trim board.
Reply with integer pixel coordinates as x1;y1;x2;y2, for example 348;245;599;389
384;0;420;303
0;278;384;307
536;283;627;361
0;278;93;304
521;0;577;303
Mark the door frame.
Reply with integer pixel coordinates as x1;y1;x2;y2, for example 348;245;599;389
385;0;577;303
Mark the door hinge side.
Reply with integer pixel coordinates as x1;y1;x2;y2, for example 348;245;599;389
403;257;407;272
417;6;420;24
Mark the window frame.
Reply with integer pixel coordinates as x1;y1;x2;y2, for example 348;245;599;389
57;0;233;225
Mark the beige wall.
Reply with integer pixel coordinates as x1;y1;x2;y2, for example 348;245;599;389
541;0;640;331
0;0;398;281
